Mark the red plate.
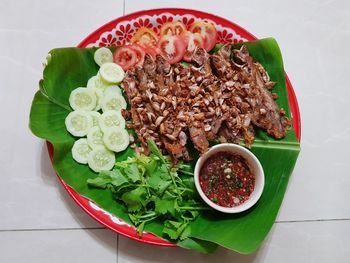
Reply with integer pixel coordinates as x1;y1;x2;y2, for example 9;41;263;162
48;8;301;247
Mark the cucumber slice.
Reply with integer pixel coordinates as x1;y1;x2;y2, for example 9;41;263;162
87;75;109;91
69;87;97;111
89;88;103;111
72;138;91;164
87;76;98;89
87;126;104;149
65;110;93;137
99;110;125;131
94;47;113;66
104;85;122;96
101;91;127;112
103;128;129;152
89;111;101;127
99;62;125;84
88;147;116;173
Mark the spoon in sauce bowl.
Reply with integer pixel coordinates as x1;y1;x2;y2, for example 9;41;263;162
194;143;265;213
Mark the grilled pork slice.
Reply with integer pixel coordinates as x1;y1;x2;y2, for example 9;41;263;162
189;126;209;153
232;46;290;139
210;44;235;80
249;64;290;139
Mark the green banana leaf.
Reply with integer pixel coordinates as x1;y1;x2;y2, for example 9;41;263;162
29;38;300;254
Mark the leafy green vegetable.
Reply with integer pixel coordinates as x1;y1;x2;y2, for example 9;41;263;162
154;197;176;216
88;141;208;240
121;187;148;212
163;220;191;240
123;163;140;182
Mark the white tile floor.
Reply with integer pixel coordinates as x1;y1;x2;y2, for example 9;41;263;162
0;229;117;263
0;0;349;262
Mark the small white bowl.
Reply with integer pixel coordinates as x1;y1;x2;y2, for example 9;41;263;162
194;143;265;213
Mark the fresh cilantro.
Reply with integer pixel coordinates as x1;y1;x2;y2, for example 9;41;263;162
87;141;211;242
123;163;140;183
163;220;191;240
154;197;176;216
87;176;111;189
137;221;145;237
121;187;147;212
108;170;129;187
147;139;166;163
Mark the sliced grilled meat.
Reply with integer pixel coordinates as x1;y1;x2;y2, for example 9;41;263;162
189;126;209;153
122;44;290;161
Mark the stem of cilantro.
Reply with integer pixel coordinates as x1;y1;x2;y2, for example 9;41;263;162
178;169;194;176
136;184;152;188
178;206;211;211
164;190;177;199
169;171;180;195
140;177;151;196
177;187;195;193
140;216;159;223
135;212;157;219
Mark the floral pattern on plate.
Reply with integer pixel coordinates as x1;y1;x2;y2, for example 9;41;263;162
86;13;247;48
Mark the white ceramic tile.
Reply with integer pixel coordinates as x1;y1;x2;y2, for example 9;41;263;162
118;220;350;263
0;0;124;230
0;229;117;263
125;0;350;221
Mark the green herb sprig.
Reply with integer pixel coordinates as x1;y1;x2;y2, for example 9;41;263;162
87;140;209;240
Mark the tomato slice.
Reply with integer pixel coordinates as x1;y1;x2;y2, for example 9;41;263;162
189;21;217;51
157;35;186;64
128;44;146;67
113;46;138;70
160;21;187;37
182;32;204;62
131;27;159;47
142;44;159;59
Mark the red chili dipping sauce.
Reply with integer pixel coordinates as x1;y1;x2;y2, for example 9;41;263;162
199;151;255;207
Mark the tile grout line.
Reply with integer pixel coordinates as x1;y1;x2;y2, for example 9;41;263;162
116;234;119;263
275;218;350;224
0;227;105;233
0;218;350;233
